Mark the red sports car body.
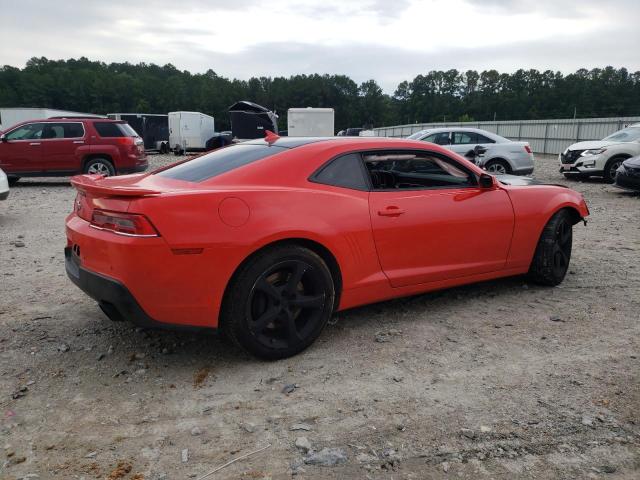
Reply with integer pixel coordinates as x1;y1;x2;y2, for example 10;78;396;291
65;136;589;358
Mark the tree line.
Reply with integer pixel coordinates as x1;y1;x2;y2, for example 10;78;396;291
1;57;639;131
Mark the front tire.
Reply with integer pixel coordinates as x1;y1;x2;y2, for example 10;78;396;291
221;245;335;360
604;157;625;183
528;210;573;286
84;157;115;176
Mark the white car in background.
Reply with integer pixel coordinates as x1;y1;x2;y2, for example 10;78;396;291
407;127;535;175
559;123;640;183
0;167;9;200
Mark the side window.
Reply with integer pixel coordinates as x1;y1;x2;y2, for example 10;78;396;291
423;132;450;145
5;123;44;140
94;122;125;137
476;133;496;144
311;153;368;191
452;132;478;145
364;151;474;190
42;124;65;139
64;123;85;138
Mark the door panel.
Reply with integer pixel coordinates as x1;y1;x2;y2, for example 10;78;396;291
369;187;514;287
0;123;44;173
41;123;85;171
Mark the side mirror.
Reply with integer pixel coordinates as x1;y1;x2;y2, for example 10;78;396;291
0;134;6;143
479;173;494;188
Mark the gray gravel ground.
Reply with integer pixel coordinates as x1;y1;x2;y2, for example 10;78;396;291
0;153;639;479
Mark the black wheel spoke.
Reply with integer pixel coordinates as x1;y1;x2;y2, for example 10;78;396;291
255;277;281;300
290;294;324;309
251;305;280;333
286;263;308;294
285;311;302;342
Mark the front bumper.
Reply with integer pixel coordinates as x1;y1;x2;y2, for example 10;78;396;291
614;172;640;191
558;153;605;176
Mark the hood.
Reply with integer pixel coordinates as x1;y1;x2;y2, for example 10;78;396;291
566;140;618;151
623;155;640;167
497;175;546;186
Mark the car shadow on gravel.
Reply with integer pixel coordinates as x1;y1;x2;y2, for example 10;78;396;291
76;274;533;366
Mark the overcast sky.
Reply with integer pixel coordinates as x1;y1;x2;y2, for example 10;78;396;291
1;0;639;92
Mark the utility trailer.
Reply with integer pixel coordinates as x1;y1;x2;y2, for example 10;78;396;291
287;108;334;137
107;113;169;153
168;111;216;155
228;101;278;140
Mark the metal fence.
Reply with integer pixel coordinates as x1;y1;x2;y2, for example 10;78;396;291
373;117;640;155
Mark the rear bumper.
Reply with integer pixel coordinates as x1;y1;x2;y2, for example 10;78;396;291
119;159;149;174
65;246;213;332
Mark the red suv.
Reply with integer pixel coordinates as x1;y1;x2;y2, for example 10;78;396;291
0;118;148;184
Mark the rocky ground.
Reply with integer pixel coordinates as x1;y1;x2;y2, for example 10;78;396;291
0;153;639;480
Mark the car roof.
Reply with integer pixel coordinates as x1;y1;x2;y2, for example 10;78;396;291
240;136;436;149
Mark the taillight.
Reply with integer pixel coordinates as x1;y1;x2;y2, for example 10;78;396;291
116;137;135;146
90;209;159;237
524;145;532;154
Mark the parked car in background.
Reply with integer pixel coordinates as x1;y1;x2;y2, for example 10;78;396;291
0;118;147;183
0;167;9;200
65;135;588;359
407;127;534;175
613;155;640;191
559;123;640;182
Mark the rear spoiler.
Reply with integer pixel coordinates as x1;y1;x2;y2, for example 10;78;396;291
71;175;161;197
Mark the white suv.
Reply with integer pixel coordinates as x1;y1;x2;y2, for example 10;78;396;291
0;167;9;201
559;123;640;182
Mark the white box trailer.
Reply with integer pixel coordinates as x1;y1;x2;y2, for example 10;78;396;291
168;111;215;155
0;107;101;131
287;108;334;137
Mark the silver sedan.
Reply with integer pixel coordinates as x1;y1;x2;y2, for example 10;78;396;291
407;127;535;175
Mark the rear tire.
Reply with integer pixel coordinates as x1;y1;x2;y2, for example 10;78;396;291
221;245;335;360
84;157;115;177
528;210;573;286
604;157;626;183
485;159;511;175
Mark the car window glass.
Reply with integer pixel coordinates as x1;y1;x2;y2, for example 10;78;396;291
156;144;287;182
94;122;125;137
476;134;495;144
312;153;368;190
6;123;44;140
64;123;85;138
364;151;474;190
423;132;450;145
452;132;478;145
43;124;65;139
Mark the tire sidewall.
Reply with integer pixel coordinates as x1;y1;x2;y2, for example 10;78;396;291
485;159;510;175
604;157;624;183
224;246;335;360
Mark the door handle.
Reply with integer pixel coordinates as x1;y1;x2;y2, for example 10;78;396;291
73;140;85;144
29;142;41;146
378;206;405;217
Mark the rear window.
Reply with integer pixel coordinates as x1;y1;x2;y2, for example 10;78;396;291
93;122;138;138
156;144;287;182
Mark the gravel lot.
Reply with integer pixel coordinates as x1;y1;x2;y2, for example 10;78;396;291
1;153;639;479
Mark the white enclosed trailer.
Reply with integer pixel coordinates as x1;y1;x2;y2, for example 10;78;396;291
0;107;101;131
168;111;215;154
287;108;334;137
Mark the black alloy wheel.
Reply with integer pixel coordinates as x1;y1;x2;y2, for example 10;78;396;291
222;245;335;359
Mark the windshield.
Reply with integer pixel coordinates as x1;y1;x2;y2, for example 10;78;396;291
407;130;429;140
603;127;640;143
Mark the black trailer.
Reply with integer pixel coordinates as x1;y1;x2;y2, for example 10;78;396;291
107;113;169;152
228;101;278;139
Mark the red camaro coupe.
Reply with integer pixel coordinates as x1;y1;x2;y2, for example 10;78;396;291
65;135;589;359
